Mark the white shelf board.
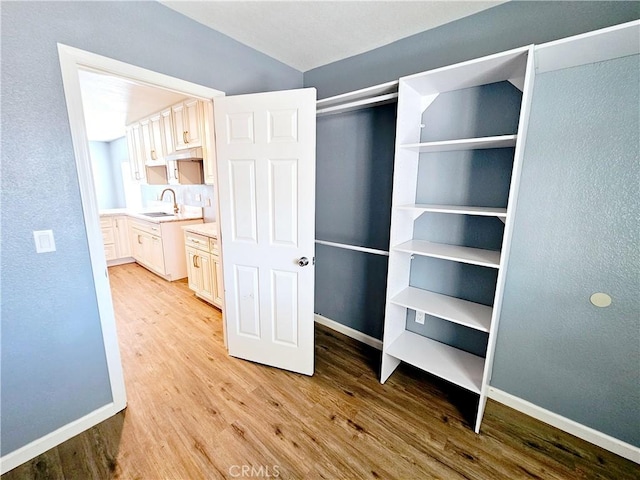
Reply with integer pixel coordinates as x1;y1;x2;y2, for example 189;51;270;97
394;240;501;268
316;80;398;109
536;20;640;74
391;287;492;332
397;204;507;218
385;331;484;393
402;46;529;96
400;134;517;153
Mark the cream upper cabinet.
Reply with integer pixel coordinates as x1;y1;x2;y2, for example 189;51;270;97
139;119;155;165
161;108;175;154
126;124;146;182
172;99;203;150
125;99;209;185
148;114;166;165
201;100;217;185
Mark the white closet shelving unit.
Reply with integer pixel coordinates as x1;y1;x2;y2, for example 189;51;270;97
381;46;535;432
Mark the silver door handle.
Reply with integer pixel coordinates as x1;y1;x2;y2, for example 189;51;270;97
297;257;309;267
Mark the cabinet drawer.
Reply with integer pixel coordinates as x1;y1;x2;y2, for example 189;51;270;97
185;232;209;252
209;238;219;255
104;243;117;261
129;218;161;236
100;217;113;228
102;227;115;245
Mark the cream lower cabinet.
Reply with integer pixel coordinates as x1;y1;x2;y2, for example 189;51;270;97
129;217;202;281
184;230;222;308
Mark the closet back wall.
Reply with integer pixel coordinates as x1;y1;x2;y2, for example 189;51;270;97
315;104;395;338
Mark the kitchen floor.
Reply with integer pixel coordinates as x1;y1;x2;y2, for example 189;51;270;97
3;262;637;479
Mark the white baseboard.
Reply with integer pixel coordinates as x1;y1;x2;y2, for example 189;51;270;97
106;257;135;267
314;314;383;350
0;402;125;475
488;387;640;464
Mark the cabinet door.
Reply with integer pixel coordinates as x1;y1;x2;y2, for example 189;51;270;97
104;244;117;261
185;246;201;293
172;100;202;150
161;108;175;155
149;114;165;163
212;254;224;307
184;99;202;147
139;119;155;164
172;103;188;150
149;235;165;274
127;124;146;182
114;216;131;258
126;126;142;181
131;229;146;262
199;253;215;303
202;100;217;185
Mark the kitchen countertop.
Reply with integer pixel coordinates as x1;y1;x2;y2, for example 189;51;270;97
100;208;203;224
182;222;218;238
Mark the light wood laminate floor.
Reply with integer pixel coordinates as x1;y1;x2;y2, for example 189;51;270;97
3;263;638;479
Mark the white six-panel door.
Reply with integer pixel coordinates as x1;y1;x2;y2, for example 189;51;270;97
214;88;316;375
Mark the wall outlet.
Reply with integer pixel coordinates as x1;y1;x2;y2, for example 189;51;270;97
415;311;425;325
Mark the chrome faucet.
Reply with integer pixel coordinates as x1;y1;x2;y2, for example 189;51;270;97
160;188;179;214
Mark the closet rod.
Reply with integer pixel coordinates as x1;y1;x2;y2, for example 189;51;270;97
316;93;398;117
315;239;389;257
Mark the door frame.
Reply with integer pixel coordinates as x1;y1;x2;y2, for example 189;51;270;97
7;44;227;473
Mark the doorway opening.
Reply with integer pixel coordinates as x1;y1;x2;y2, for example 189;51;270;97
58;43;226;423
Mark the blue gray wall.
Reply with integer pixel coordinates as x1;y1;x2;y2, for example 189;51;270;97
108;137;130;210
0;1;301;456
305;1;640;99
89;141;126;209
304;1;639;446
314;104;395;338
493;54;640;447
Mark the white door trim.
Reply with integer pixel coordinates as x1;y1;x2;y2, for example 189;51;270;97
1;44;225;474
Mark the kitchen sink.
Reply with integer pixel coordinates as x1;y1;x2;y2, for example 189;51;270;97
140;212;174;217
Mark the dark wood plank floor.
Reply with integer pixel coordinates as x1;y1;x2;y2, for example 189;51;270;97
3;263;638;479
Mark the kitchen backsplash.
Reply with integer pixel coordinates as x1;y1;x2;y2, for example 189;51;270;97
141;184;217;221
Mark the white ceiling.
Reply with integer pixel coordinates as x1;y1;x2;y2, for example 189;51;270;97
160;1;506;71
78;69;189;142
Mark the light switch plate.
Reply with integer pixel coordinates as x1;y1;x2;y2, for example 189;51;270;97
415;311;425;325
34;229;56;253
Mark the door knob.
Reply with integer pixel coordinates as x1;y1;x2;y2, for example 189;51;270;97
297;257;309;267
